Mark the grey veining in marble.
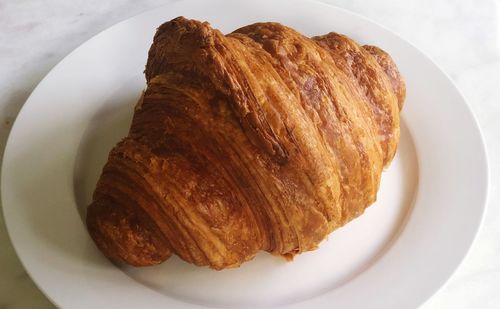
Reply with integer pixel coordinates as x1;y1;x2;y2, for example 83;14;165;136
1;0;499;308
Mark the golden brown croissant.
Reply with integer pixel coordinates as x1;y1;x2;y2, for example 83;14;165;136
86;17;405;269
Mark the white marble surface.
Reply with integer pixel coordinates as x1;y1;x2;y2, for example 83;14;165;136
0;0;498;308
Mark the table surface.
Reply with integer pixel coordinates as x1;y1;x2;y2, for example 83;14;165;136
1;0;499;308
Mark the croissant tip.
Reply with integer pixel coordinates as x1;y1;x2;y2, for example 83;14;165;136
86;199;172;266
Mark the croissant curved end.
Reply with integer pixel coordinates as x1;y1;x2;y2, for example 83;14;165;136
86;198;172;266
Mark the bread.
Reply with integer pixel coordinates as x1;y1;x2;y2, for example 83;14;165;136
86;16;405;269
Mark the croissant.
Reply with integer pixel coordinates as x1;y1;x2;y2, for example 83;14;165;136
86;17;405;269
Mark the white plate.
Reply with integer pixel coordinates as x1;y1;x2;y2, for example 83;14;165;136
1;0;489;308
